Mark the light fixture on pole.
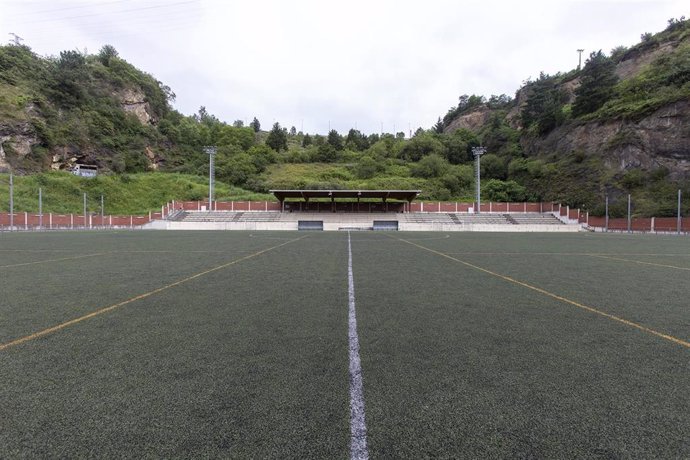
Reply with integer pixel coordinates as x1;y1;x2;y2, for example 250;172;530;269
203;146;217;211
472;146;486;214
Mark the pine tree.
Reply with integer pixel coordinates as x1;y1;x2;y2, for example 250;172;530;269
572;50;618;117
250;117;261;132
266;122;288;152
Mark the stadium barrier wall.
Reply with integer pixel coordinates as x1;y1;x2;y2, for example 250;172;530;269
0;212;152;230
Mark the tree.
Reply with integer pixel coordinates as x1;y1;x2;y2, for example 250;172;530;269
302;133;313;147
233;120;244;128
399;133;446;161
289;126;297;136
250;117;261;132
433;117;444;133
483;179;527;202
520;72;568;134
51;50;88;106
572;50;618;117
411;154;449;178
353;155;381;179
345;129;368;151
327;129;343;150
265;122;288;152
97;44;118;66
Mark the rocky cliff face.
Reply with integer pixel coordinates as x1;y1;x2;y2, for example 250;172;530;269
0;122;39;172
522;100;690;178
443;106;492;133
118;88;156;125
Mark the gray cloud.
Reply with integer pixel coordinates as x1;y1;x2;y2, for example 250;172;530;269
2;0;686;135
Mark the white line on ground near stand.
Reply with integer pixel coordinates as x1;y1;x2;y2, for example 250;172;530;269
348;232;369;460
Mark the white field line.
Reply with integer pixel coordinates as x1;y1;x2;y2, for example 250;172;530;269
348;232;369;460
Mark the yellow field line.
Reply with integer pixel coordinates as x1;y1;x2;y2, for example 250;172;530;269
393;236;689;349
0;235;307;352
0;252;106;268
588;254;690;271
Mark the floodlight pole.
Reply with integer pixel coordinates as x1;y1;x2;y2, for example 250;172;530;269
472;146;486;214
84;193;87;229
204;146;217;211
577;49;585;70
101;194;105;228
9;172;14;231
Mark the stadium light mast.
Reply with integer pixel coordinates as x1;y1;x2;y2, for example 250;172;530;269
203;146;217;211
577;49;585;70
472;146;486;214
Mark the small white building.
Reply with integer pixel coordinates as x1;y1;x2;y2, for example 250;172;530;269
71;164;98;178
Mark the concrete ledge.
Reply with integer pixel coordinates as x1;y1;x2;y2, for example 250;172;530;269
148;220;582;232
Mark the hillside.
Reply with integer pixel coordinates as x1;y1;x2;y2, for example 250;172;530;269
1;17;689;217
438;16;690;216
0;171;271;215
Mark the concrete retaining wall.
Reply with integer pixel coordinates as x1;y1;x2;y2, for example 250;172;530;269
147;220;582;232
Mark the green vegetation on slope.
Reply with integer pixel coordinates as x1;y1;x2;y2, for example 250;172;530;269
0;172;272;215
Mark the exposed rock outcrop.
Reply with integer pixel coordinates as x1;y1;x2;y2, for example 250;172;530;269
522;100;690;178
118;88;156;125
443;106;492;133
0;122;39;172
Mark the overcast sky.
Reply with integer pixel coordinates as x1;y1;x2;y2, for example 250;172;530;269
1;0;687;135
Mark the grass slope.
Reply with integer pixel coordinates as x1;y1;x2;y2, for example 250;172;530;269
0;172;272;214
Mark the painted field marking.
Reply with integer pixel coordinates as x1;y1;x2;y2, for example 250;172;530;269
0;235;307;352
588;254;690;271
0;252;106;269
444;252;690;257
348;232;369;460
393;236;690;349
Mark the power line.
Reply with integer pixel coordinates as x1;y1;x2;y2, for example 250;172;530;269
9;0;136;18
10;0;199;26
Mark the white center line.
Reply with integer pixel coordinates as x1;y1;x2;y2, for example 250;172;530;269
348;232;369;460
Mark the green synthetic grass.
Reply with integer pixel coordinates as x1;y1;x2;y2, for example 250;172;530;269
0;231;688;458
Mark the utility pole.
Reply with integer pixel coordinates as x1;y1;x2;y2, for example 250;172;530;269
101;194;105;228
83;193;87;228
472;146;486;214
39;187;43;229
203;146;217;211
577;49;585;70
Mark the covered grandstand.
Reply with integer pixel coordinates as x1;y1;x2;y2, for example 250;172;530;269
149;190;581;232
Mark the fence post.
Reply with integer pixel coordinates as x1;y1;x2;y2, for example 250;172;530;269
130;215;133;228
627;194;632;233
678;189;682;234
651;217;655;233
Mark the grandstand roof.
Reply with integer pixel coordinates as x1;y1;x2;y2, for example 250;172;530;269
270;190;421;202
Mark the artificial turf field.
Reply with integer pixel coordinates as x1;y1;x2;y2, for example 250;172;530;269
0;230;688;458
